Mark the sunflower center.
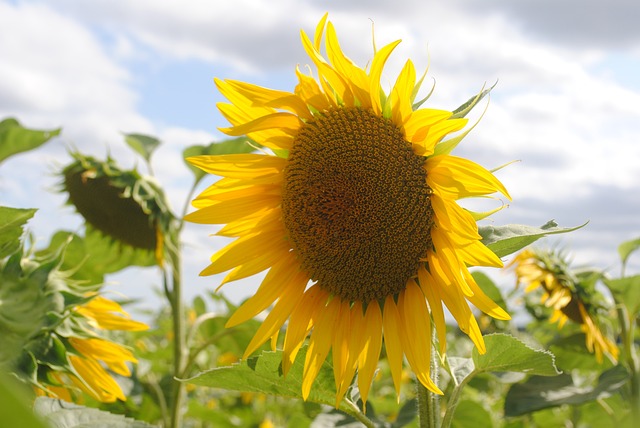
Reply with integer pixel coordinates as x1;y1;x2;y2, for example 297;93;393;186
282;107;435;302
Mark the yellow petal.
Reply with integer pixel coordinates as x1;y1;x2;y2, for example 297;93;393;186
388;59;416;125
220;112;302;137
398;282;442;394
418;265;447;353
430;193;481;242
242;271;306;357
357;301;383;407
382;295;404;398
283;285;329;376
302;297;341;400
426;155;511;200
185;193;281;224
368;39;402;115
226;252;304;328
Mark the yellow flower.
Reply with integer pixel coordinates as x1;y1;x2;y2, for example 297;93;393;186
35;295;148;403
511;249;618;363
187;15;510;405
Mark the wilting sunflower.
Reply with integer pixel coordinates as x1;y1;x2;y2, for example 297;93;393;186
186;15;511;404
511;249;618;363
34;294;148;403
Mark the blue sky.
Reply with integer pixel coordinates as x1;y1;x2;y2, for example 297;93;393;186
1;0;639;312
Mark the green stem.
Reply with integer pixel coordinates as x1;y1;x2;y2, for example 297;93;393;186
417;327;441;428
618;304;640;421
167;251;186;428
344;399;376;428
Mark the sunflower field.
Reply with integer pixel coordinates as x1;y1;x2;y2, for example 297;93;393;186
1;15;639;428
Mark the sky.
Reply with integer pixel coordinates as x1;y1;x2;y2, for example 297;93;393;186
1;0;639;313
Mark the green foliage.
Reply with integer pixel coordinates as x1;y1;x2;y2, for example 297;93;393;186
34;397;155;427
472;334;560;376
0;206;36;258
36;228;155;285
186;346;356;416
0;373;49;428
124;133;161;164
0;117;60;164
479;220;587;257
504;366;629;416
618;236;640;274
604;275;640;317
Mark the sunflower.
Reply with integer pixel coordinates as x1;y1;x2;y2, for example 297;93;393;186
511;249;618;363
186;15;511;404
34;294;148;403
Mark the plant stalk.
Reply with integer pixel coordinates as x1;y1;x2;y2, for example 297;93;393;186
417;325;441;428
167;251;186;428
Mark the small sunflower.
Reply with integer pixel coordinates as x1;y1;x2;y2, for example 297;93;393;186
34;294;148;403
187;15;510;404
511;249;618;363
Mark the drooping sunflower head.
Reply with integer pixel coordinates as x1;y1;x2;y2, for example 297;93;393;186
187;14;511;404
61;152;173;265
511;249;619;363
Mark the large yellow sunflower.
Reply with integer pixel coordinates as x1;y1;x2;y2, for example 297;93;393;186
511;249;619;363
186;15;511;404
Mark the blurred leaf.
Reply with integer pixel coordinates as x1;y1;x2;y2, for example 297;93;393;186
549;332;612;372
37;228;155;285
451;399;494;428
504;366;629;417
618;236;640;273
183;137;257;184
448;357;476;385
0;206;36;258
391;398;417;428
0;117;60;164
34;396;155;427
186;347;357;418
479;220;587;258
123;133;161;163
472;334;560;376
471;271;508;312
604;275;640;317
0;373;49;428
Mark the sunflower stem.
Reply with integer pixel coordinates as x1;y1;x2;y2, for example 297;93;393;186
417;326;441;428
617;304;640;421
166;247;186;428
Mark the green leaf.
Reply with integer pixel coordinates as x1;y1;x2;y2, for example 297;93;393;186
0;206;37;258
504;366;629;417
549;333;612;372
36;228;155;285
604;275;640;317
479;220;587;258
0;118;60;164
471;271;508;312
472;334;560;376
618;236;640;273
183;137;257;184
123;133;161;163
34;396;155;427
186;347;356;417
451;399;494;428
0;373;49;428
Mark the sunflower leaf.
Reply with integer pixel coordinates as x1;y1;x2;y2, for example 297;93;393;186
0;117;60;164
183;137;258;185
504;366;629;417
0;206;37;258
0;373;49;428
618;236;640;274
472;333;560;376
33;396;155;427
185;347;357;417
603;275;640;317
479;220;587;258
123;133;161;163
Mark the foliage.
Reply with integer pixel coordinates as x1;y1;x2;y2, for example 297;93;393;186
1;117;638;428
